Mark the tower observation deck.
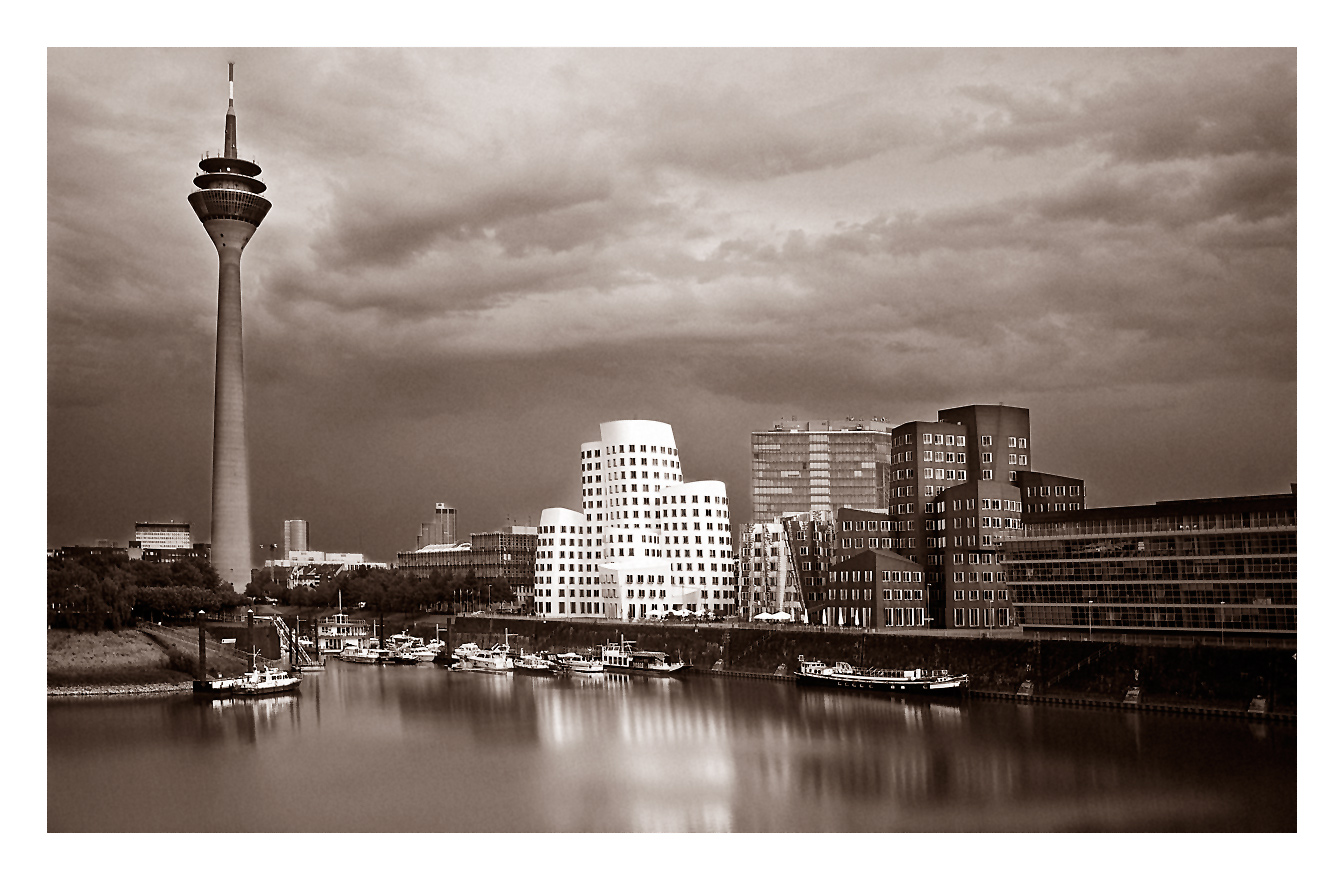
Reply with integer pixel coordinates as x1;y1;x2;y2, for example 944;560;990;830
189;63;271;591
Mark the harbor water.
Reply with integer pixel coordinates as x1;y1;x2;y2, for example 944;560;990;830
47;661;1295;832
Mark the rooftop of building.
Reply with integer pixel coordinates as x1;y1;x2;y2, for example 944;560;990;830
1026;491;1295;524
759;418;893;433
410;542;473;553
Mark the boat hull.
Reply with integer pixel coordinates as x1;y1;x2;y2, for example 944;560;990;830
558;663;604;675
233;678;301;696
192;677;243;698
458;663;512;674
457;654;513;674
601;663;691;677
795;670;968;695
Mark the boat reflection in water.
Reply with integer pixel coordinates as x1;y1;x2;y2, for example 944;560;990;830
48;661;1295;832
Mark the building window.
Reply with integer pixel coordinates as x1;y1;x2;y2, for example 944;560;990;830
954;608;965;627
981;435;992;446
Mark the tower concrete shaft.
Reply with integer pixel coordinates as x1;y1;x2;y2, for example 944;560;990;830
189;63;271;591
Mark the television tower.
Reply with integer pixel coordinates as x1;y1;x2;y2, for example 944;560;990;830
188;63;271;591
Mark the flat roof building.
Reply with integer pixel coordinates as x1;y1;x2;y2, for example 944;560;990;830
750;418;893;523
134;521;192;550
397;527;538;604
999;491;1296;643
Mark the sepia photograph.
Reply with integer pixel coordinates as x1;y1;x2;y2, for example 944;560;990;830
42;36;1302;848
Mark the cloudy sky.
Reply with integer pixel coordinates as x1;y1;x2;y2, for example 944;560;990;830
46;47;1296;562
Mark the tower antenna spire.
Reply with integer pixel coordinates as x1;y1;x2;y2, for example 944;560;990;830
224;62;237;159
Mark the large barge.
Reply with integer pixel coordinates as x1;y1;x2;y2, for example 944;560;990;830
795;657;968;695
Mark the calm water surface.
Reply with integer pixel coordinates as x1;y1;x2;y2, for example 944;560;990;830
48;662;1295;832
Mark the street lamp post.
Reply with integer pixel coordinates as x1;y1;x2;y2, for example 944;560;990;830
1220;600;1226;646
1088;599;1094;641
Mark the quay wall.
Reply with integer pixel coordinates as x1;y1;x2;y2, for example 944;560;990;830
200;622;280;661
429;617;1296;712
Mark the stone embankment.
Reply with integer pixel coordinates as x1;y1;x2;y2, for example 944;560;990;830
439;616;1297;715
48;682;195;698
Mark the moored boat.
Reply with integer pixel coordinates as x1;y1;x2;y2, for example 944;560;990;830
794;657;968;694
233;663;302;696
600;638;690;676
415;639;446;663
554;652;604;674
514;652;558;675
192;675;245;697
341;644;392;663
456;642;513;674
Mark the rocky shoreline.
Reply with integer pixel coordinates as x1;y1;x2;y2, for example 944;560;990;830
48;681;195;698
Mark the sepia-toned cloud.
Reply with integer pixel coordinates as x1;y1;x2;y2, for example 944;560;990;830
47;48;1296;558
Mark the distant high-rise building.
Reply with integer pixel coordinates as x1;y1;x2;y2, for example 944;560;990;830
188;63;272;592
534;420;736;620
284;520;309;556
415;503;457;550
750;418;893;523
134;521;192;550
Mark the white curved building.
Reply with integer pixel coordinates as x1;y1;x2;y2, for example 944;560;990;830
534;420;737;620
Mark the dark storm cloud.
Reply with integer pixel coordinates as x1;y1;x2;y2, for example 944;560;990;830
953;50;1296;163
46;49;1296;558
318;161;617;268
625;79;921;180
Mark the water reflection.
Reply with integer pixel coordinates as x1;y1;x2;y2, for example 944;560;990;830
48;663;1295;832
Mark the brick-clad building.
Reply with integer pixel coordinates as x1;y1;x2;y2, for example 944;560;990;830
808;548;929;629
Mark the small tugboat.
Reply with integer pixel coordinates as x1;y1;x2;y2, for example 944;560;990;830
600;637;690;676
233;662;302;697
554;651;604;674
794;657;968;695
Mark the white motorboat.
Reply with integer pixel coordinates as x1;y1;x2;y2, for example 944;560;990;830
340;645;388;664
514;652;558;675
457;643;513;674
233;663;302;696
554;652;604;674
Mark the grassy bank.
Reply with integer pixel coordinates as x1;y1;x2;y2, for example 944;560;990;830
47;629;189;687
47;627;249;687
